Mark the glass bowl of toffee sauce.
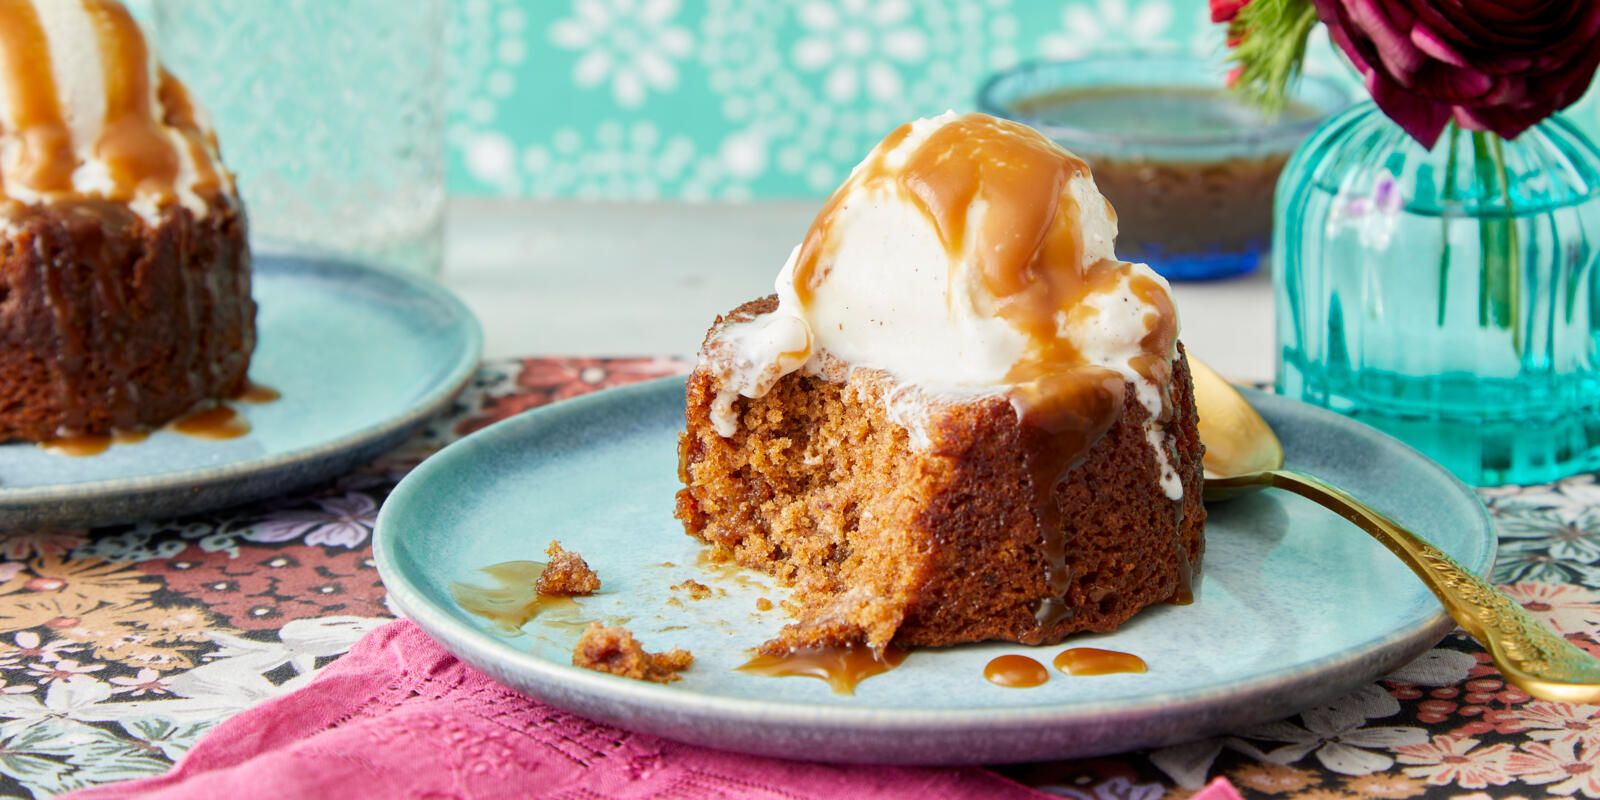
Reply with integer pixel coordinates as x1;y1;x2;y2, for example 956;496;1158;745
980;55;1349;281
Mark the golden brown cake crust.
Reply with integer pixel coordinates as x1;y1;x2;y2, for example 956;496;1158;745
572;623;693;683
0;200;254;442
676;296;1205;650
537;540;601;596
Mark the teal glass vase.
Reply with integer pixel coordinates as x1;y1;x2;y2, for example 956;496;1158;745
1276;102;1600;486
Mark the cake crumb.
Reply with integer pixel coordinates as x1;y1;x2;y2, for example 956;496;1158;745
672;578;713;600
755;597;773;611
537;540;600;596
572;623;692;683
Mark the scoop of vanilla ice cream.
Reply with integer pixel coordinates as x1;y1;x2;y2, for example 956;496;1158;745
0;0;230;219
708;112;1176;432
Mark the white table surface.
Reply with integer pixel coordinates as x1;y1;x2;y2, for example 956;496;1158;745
443;197;1277;383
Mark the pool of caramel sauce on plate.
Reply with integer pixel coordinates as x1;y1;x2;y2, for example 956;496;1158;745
450;561;581;634
738;645;909;696
41;382;279;456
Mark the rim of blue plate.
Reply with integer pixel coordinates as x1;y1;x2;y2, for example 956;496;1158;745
0;256;483;506
374;375;1495;731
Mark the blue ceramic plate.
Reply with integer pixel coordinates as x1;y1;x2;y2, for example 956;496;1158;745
0;256;481;530
375;378;1494;765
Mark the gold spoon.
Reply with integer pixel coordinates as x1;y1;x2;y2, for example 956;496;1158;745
1191;358;1600;704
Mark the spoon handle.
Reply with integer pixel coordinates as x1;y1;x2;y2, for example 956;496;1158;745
1264;469;1600;704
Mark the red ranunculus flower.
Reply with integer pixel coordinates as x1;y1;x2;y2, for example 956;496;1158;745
1311;0;1600;147
1210;0;1250;24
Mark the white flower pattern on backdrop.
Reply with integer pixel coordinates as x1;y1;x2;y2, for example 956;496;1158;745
1394;735;1516;789
550;0;694;109
1040;0;1177;59
791;0;928;103
436;0;1600;199
520;121;702;199
244;493;378;549
1234;685;1429;775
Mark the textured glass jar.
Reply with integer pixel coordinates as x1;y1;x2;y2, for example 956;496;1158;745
1276;102;1600;485
145;0;447;277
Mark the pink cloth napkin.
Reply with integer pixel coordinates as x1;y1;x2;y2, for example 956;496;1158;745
67;620;1242;800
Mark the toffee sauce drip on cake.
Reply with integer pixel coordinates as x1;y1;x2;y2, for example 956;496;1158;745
790;114;1180;628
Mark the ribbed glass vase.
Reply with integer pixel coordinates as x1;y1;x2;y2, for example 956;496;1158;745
1276;102;1600;486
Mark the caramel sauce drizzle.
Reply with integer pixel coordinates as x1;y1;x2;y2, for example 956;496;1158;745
785;113;1182;630
984;654;1049;688
82;0;179;203
0;0;75;194
155;66;222;196
0;0;217;203
738;645;908;696
450;561;580;635
1054;647;1147;676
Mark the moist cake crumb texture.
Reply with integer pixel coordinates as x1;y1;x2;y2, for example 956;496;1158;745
536;540;600;596
677;302;1205;653
572;623;693;683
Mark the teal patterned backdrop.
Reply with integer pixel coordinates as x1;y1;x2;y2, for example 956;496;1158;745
445;0;1600;200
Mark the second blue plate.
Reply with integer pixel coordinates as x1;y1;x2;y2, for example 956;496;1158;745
0;255;481;530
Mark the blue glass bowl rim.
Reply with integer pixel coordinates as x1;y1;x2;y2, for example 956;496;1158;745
977;54;1353;152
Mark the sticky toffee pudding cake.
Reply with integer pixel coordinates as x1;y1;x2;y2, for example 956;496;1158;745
0;0;252;443
676;112;1205;654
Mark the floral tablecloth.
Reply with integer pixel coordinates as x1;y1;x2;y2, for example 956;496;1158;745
0;357;1595;799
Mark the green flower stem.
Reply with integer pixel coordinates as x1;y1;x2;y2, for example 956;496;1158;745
1438;125;1461;326
1473;131;1522;355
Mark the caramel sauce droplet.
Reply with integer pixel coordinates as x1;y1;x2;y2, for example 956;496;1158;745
450;560;580;634
171;405;249;440
234;382;282;404
41;434;113;457
40;428;152;457
738;645;908;696
984;654;1049;688
1054;647;1147;676
0;0;76;194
